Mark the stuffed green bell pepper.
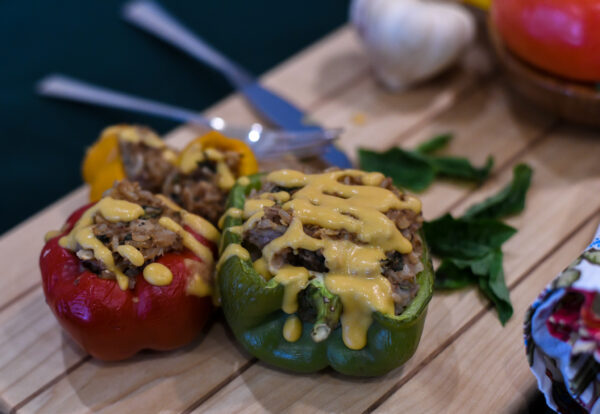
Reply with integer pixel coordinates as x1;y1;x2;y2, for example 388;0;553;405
216;169;434;376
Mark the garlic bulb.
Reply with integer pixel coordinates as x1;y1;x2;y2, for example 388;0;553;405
350;0;476;91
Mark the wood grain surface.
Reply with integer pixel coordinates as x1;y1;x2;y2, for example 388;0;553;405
0;22;597;414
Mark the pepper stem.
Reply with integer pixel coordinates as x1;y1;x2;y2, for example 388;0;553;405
306;276;341;343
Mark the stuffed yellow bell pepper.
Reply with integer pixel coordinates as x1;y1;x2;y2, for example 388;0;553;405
82;125;258;224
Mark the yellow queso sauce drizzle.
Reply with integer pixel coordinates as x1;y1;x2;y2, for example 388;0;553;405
116;125;165;149
60;195;219;292
114;126;177;165
256;169;421;350
283;315;302;342
59;197;145;290
218;207;243;229
155;195;220;244
116;245;145;267
44;229;62;242
217;243;250;271
253;257;273;280
184;258;212;297
241;199;275;234
143;263;173;286
178;143;235;190
158;217;215;267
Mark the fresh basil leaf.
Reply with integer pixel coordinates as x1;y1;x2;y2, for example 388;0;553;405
358;148;434;192
423;214;517;259
416;133;452;154
429;155;494;183
426;213;515;324
359;137;529;327
359;136;493;192
450;254;491;276
486;250;511;302
479;279;513;324
463;164;533;220
435;260;476;289
477;250;513;325
438;250;513;324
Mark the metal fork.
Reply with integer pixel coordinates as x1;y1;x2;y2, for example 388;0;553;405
36;74;341;159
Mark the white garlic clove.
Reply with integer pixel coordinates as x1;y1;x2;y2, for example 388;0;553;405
351;0;476;92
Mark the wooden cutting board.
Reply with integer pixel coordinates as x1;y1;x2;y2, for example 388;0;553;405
1;25;598;414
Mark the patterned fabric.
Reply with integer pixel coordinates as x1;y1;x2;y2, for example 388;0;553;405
525;234;600;413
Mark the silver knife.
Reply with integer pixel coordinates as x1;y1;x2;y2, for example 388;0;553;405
122;0;352;168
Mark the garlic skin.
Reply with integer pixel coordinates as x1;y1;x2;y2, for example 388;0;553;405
351;0;476;91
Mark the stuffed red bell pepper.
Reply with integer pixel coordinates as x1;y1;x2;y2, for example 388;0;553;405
40;180;219;361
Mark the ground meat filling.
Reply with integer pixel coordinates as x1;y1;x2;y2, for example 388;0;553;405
78;180;184;287
243;173;424;315
119;133;241;226
119;140;175;194
161;150;241;225
244;206;291;249
254;181;300;195
272;247;328;273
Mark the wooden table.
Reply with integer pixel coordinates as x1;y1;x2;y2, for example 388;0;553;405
1;25;598;413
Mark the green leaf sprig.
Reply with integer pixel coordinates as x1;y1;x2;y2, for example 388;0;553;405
358;134;494;192
356;134;533;325
424;164;533;324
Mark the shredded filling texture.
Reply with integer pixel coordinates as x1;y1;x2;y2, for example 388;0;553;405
162;150;240;225
78;180;185;287
243;171;424;315
117;131;240;225
119;131;174;194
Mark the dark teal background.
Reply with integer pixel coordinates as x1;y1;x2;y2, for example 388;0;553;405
0;0;349;234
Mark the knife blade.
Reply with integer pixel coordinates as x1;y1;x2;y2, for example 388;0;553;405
122;0;352;168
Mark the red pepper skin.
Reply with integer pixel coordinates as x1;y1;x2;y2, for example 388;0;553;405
40;204;215;361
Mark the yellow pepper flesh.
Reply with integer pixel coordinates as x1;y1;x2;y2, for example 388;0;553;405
179;131;259;177
82;127;259;202
462;0;489;10
82;126;127;201
82;125;126;186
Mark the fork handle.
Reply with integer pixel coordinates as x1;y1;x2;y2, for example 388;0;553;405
36;74;211;127
122;0;253;88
